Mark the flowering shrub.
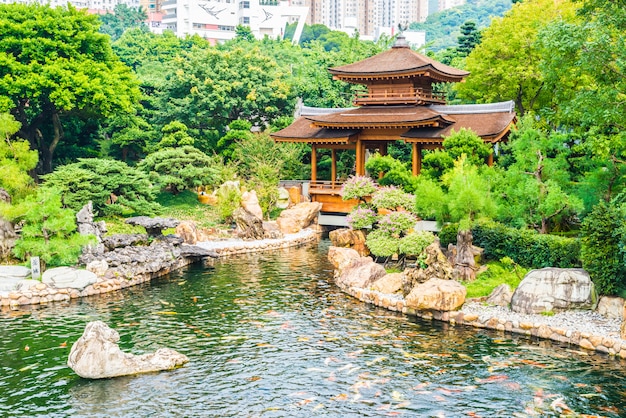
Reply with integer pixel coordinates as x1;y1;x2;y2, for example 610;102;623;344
371;186;415;210
365;229;399;258
377;211;418;238
398;231;435;257
346;207;377;230
341;175;377;201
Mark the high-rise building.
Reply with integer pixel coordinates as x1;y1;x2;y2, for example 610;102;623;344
438;0;464;11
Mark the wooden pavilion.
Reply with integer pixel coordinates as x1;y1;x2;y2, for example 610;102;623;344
271;36;516;213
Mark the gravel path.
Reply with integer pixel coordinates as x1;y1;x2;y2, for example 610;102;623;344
461;301;623;340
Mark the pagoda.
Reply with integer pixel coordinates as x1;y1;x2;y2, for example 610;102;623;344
271;36;516;213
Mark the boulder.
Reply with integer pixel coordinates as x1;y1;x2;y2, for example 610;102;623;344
276;202;322;234
329;228;369;256
510;268;597;314
336;256;386;290
405;278;467;311
76;202;106;241
328;246;361;273
402;241;454;297
262;221;283;239
370;272;403;294
241;190;263;221
0;218;16;261
68;321;188;379
15;280;42;291
596;296;625;320
486;284;513;307
86;259;109;277
0;266;31;279
125;216;180;237
233;207;266;240
42;267;98;290
176;221;199;245
178;244;218;258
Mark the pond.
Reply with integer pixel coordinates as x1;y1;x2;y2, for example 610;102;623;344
1;240;625;417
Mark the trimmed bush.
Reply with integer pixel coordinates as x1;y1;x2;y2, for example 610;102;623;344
399;231;435;257
347;206;377;230
365;229;398;258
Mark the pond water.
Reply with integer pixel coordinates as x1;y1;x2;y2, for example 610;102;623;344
1;240;625;417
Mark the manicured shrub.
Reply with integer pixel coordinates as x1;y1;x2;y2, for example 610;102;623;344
365;229;398;258
42;158;160;217
371;186;415;211
346;206;377;230
377;211;418;238
341;175;377;201
580;201;626;295
399;231;435;257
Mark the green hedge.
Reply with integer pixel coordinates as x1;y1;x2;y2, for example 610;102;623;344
438;220;581;268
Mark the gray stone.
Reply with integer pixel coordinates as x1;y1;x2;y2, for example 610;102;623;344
178;244;218;258
15;280;42;291
0;266;31;279
596;296;624;319
233;207;265;240
405;278;467;311
125;216;180;237
68;321;188;379
102;234;149;250
0;277;21;291
486;284;514;307
42;267;98;290
370;273;403;294
511;268;597;314
86;259;109;276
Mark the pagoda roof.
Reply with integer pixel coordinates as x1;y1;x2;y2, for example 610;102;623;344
305;106;455;129
271;101;516;144
328;38;469;83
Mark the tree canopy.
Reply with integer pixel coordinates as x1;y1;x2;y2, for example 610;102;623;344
0;3;141;173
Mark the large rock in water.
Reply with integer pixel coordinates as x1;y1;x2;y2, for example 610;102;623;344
68;321;189;379
329;228;369;256
370;273;403;294
405;278;467;311
42;267;97;290
241;190;263;221
327;246;386;289
276;202;322;234
510;268;597;314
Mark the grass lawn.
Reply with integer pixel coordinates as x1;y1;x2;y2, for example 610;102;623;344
462;260;528;299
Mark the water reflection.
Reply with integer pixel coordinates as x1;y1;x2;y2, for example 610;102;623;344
1;240;625;417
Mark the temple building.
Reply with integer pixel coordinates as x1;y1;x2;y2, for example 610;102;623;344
271;36;516;214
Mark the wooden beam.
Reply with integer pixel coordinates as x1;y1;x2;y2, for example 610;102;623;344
355;138;364;175
311;144;317;182
331;149;337;182
488;148;494;167
412;143;422;176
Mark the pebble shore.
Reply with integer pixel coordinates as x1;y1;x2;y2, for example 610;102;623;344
0;229;320;309
339;283;626;359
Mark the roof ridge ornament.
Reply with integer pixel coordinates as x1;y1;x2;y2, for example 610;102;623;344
393;24;409;49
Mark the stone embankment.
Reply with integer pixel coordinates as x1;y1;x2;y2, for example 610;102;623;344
329;245;626;359
0;228;319;309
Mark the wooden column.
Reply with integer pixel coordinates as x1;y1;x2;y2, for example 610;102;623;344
311;144;317;182
412;143;422;176
355;139;364;176
331;149;337;183
380;142;388;156
487;147;494;166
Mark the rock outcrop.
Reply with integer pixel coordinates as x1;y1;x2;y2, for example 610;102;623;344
68;321;188;379
486;284;514;307
241;190;263;220
0;266;31;291
405;278;467;312
511;268;597;314
327;246;386;290
596;296;624;320
370;272;403;294
276;202;322;234
452;229;477;282
233;207;266;240
402;241;454;297
125;216;180;237
329;228;369;256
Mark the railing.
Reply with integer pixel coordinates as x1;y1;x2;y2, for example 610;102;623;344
354;88;446;105
309;180;345;195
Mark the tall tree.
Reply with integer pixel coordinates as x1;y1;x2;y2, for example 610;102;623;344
456;21;481;56
0;4;141;174
99;4;148;41
455;0;578;116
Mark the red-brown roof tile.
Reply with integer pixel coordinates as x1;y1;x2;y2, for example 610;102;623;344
305;106;455;128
